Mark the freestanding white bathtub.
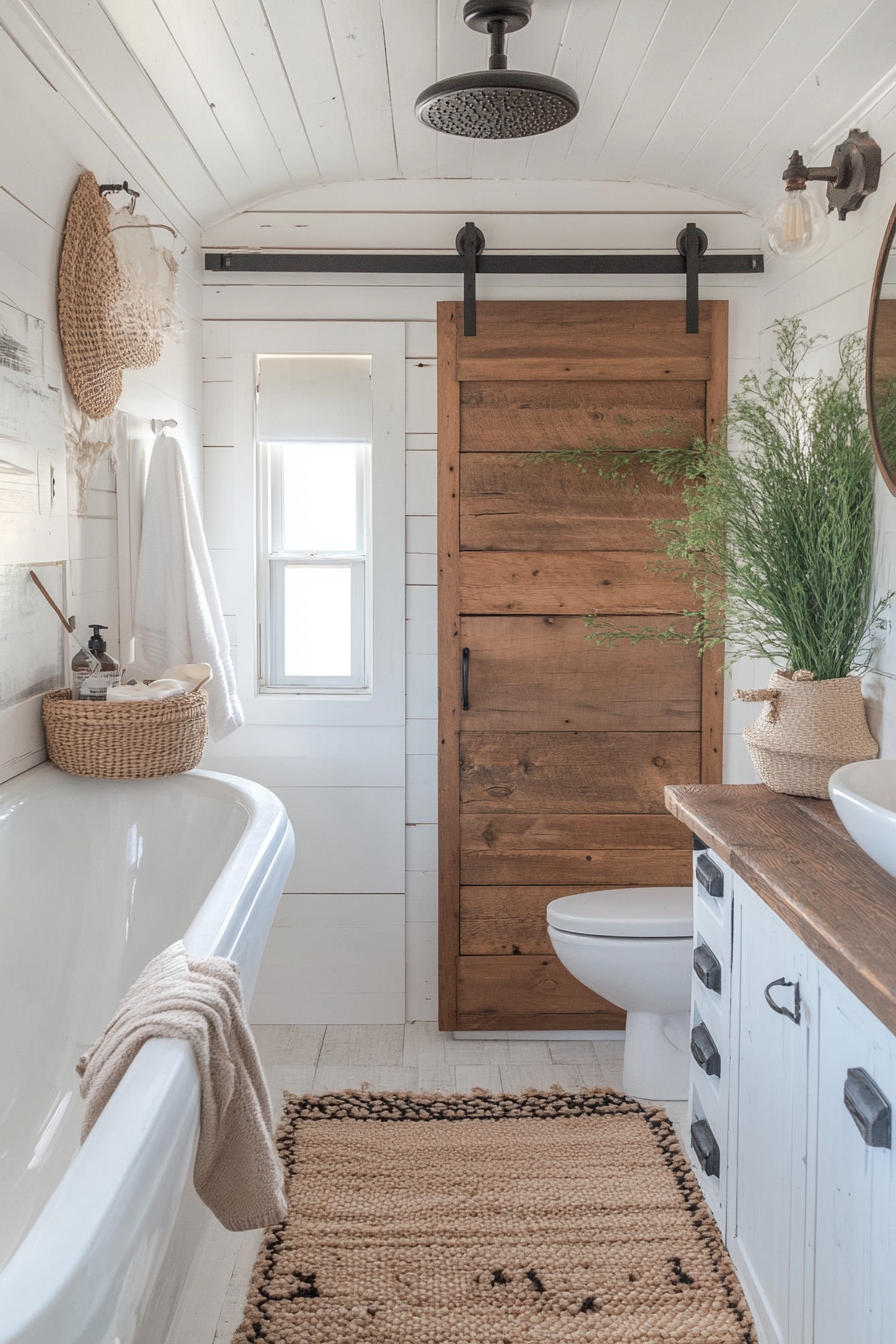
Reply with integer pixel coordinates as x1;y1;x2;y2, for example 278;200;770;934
0;763;294;1344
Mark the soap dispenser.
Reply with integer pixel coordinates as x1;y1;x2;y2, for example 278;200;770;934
73;625;121;700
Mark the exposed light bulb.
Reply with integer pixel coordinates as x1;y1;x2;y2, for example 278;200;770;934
767;187;829;258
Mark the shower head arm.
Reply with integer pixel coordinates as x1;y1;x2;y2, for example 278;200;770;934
488;20;509;71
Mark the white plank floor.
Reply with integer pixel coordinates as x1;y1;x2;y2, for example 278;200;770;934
168;1022;687;1344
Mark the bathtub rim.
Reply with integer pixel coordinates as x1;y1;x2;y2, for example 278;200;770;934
0;764;294;1344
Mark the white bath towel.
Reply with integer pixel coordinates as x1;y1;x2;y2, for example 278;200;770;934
76;942;287;1232
134;435;243;739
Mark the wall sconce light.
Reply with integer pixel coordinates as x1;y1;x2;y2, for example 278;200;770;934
767;128;881;259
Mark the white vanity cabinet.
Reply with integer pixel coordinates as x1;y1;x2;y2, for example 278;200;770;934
728;878;814;1344
687;850;896;1344
811;961;896;1344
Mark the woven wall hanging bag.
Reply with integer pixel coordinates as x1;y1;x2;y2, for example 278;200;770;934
735;669;878;800
58;171;163;419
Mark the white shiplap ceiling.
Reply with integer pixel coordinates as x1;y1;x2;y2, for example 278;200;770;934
22;0;896;230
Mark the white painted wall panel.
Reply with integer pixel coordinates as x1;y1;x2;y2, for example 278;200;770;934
406;718;438;756
202;445;237;549
406;585;437;657
405;920;438;1023
278;786;405;895
406;550;438;586
205;212;762;252
252;891;405;1024
406;870;438;923
406;451;437;515
406;820;438;876
406;361;438;434
0;18;202;784
252;990;405;1027
407;513;437;551
202;726;405;787
406;653;438;721
406;753;438;826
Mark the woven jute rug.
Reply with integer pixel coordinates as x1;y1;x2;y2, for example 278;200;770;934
234;1087;756;1344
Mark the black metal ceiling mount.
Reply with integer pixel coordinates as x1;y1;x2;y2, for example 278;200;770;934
205;221;764;336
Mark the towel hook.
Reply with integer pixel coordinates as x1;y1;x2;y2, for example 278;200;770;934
98;180;140;215
151;418;178;434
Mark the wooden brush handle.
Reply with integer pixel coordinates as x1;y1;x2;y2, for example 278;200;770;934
29;570;75;634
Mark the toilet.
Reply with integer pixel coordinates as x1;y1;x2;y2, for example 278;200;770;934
546;887;693;1101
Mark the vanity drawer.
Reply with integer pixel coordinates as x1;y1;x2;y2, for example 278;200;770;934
689;1076;728;1228
689;841;735;1236
693;844;732;927
692;844;733;1032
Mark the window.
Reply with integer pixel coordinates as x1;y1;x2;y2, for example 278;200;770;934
222;321;404;728
258;355;372;691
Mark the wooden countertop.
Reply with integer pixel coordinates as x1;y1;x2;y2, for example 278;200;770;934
665;784;896;1037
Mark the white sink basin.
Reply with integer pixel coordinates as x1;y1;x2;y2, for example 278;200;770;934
829;759;896;881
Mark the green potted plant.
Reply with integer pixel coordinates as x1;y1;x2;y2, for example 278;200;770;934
529;318;891;799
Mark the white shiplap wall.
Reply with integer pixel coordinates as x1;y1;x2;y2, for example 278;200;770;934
757;92;896;758
0;17;203;783
201;180;764;1024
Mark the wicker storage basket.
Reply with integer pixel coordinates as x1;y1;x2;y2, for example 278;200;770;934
735;670;878;800
42;687;208;779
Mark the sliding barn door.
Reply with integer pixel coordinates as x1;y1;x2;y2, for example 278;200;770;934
437;300;727;1031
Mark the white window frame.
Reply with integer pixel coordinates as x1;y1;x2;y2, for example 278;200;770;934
261;437;370;690
224;322;406;729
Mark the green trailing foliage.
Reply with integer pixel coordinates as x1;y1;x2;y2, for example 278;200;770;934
526;318;892;681
873;376;896;477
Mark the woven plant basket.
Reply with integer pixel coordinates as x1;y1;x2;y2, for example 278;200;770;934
42;687;208;780
736;670;878;800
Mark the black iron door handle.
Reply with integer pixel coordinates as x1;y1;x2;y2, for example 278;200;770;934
462;647;470;711
764;977;801;1024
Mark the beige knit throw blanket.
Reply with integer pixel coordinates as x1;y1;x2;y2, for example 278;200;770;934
76;941;287;1232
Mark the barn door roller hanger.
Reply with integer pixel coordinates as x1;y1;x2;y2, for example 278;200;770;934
206;221;763;336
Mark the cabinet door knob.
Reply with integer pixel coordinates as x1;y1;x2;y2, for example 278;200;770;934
690;1119;721;1177
693;943;722;993
695;853;724;900
764;976;801;1024
690;1022;721;1077
844;1068;892;1148
461;647;470;711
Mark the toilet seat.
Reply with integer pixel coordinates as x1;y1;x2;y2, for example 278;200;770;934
546;886;692;939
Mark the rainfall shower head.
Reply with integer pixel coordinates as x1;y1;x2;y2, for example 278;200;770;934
415;1;579;140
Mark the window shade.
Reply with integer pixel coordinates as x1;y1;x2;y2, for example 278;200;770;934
257;355;372;441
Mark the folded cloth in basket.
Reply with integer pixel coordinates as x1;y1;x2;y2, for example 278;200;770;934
76;941;287;1232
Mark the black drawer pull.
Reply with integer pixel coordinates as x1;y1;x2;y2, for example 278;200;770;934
462;647;470;711
690;1023;721;1077
690;1119;720;1177
844;1068;892;1148
695;853;724;900
764;977;801;1025
693;943;722;993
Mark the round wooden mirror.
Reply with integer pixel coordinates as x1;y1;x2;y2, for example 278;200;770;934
868;199;896;492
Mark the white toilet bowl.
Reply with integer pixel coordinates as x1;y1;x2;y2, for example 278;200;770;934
546;887;693;1101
